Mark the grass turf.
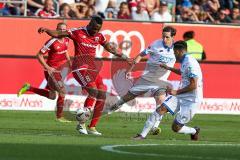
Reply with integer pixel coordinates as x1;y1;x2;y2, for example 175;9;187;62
0;111;239;160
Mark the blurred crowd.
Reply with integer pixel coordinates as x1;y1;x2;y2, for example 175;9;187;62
0;0;239;24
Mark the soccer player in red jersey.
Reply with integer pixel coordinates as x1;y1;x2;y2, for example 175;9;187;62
38;16;129;135
18;22;71;123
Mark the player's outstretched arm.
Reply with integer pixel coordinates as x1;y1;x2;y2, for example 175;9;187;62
159;64;181;75
103;42;130;62
38;27;69;38
127;54;142;73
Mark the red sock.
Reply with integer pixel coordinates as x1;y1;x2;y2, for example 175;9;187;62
28;86;50;98
56;95;65;119
84;96;97;109
89;99;105;128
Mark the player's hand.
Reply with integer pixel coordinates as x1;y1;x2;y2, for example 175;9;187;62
38;27;47;34
47;67;58;75
159;63;169;70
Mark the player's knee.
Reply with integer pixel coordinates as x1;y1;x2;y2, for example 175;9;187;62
49;91;57;100
156;105;168;115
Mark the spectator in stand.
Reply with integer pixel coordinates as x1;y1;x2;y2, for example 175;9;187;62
177;7;198;22
35;0;58;18
117;1;131;19
128;0;144;11
230;7;240;23
197;11;215;23
59;3;77;19
95;0;110;16
151;1;172;22
165;0;176;18
59;0;75;5
131;1;150;21
144;0;159;16
105;8;116;19
86;5;96;18
27;0;44;16
105;0;118;19
73;2;89;19
215;8;232;23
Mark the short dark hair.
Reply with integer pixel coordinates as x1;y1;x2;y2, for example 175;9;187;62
174;40;187;51
183;31;195;39
163;26;176;37
91;16;103;25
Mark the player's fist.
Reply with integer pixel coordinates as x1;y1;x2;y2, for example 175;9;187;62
38;27;47;34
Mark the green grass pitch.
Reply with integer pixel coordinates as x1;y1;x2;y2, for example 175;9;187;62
0;110;239;160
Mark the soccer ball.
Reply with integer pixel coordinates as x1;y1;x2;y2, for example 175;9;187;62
76;108;91;123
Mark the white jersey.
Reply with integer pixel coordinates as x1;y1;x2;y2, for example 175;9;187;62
177;54;203;102
140;39;176;83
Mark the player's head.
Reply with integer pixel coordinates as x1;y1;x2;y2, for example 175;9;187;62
162;26;176;46
87;16;103;36
173;40;187;60
183;31;195;41
56;22;67;31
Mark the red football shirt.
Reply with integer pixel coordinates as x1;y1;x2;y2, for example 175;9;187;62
40;38;69;69
67;27;107;70
35;8;58;18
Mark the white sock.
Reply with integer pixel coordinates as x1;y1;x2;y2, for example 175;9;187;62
178;126;196;135
152;118;162;128
140;111;162;137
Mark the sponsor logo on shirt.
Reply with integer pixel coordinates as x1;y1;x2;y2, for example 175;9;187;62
81;42;97;48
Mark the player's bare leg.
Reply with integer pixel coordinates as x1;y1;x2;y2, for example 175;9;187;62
108;92;137;114
17;83;56;99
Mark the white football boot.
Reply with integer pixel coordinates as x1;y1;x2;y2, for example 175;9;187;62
76;123;88;135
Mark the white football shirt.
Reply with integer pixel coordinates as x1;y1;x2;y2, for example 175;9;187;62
177;54;203;102
140;39;176;83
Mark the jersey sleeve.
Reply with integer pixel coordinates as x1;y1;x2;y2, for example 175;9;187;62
99;33;107;46
67;28;79;40
140;42;155;56
39;38;56;55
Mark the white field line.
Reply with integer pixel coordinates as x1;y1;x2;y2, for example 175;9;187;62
101;143;240;160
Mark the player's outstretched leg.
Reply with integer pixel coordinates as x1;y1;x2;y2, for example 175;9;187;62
134;105;168;140
108;92;136;114
172;104;200;140
17;83;30;97
18;83;55;99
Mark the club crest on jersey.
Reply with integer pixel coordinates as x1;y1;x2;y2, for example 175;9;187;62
94;37;99;42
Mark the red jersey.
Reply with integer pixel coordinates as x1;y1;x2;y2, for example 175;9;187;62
67;27;107;70
40;38;69;69
35;8;58;18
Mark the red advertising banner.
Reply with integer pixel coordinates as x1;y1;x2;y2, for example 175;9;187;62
0;58;240;98
0;17;240;61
